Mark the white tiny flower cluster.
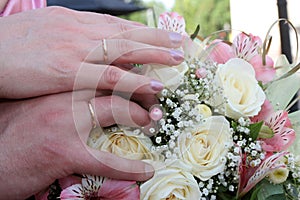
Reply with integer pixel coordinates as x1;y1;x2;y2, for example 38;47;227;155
287;154;300;185
185;59;225;110
232;118;265;168
150;59;224;159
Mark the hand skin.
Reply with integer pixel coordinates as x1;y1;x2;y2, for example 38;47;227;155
0;6;184;99
0;0;8;12
0;91;156;199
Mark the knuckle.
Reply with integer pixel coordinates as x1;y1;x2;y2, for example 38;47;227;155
116;39;131;53
116;39;134;57
48;58;77;86
103;14;117;23
102;66;122;86
46;6;70;15
118;23;130;34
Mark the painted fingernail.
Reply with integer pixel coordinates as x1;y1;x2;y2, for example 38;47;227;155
169;32;183;44
170;49;184;61
150;80;164;92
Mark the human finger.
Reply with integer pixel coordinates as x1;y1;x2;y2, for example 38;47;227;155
70;146;154;181
73;63;164;94
91;95;151;127
84;26;184;49
82;23;146;40
110;27;184;48
116;92;159;110
74;11;146;26
86;39;184;65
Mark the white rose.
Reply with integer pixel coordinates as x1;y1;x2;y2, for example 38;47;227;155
142;62;189;92
215;58;265;119
140;160;201;200
178;116;232;181
87;127;157;160
196;104;212;118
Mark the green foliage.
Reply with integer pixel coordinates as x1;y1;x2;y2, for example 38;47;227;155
248;121;264;141
173;0;231;37
244;179;286;200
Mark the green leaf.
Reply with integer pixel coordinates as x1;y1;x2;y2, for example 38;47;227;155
231;120;238;130
288;110;300;155
190;24;200;40
265;194;287;200
249;184;263;200
256;179;285;200
265;74;300;110
258;125;274;139
249;121;264;140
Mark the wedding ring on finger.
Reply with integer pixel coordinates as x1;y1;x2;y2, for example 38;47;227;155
102;38;108;63
88;101;97;129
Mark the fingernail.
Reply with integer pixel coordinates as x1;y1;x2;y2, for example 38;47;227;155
144;163;154;178
169;32;183;44
150;80;164;92
170;49;184;61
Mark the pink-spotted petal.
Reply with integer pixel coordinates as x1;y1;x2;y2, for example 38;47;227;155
158;12;172;31
60;184;85;200
158;12;186;34
232;33;262;61
98;179;140;200
81;175;105;196
238;151;288;197
261;111;296;152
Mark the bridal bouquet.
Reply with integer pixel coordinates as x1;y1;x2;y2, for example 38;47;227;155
45;12;300;200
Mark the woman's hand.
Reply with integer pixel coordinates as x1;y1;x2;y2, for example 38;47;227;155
0;90;156;199
0;6;184;99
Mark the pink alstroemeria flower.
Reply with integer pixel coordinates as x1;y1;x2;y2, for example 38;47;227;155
250;100;274;122
158;12;186;35
60;175;139;200
208;32;276;83
260;110;296;152
35;175;81;200
238;151;288;197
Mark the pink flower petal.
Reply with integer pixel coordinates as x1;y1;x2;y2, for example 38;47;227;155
158;12;186;34
98;179;140;200
233;33;262;61
238;152;288;197
261;111;296;152
249;54;275;83
60;184;85;200
207;39;234;63
250;100;274;122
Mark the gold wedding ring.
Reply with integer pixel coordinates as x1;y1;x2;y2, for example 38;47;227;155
88;101;97;129
102;38;108;62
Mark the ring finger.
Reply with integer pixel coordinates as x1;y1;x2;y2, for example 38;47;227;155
86;39;184;65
